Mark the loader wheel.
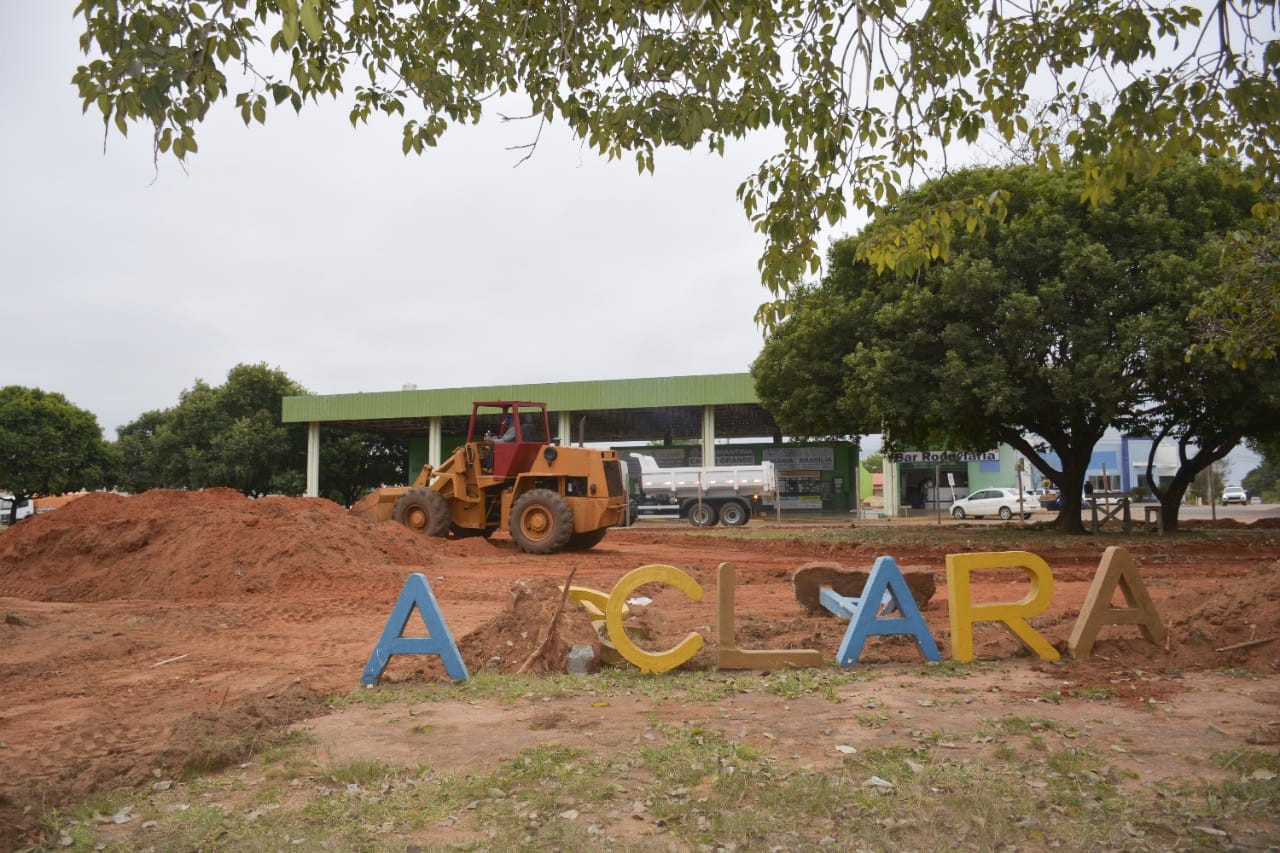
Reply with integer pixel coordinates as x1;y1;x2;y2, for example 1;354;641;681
718;500;750;527
510;489;574;554
392;488;451;537
566;527;609;550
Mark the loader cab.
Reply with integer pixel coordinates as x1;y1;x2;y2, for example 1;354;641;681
469;401;550;479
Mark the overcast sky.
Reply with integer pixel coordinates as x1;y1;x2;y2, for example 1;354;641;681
0;4;1263;479
3;3;820;440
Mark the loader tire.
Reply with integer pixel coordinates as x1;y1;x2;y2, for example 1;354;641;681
393;488;451;537
510;489;574;554
566;527;609;550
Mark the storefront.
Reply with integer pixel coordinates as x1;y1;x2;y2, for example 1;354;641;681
883;447;1017;518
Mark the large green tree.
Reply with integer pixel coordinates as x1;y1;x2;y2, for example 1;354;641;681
753;159;1270;533
116;364;409;502
71;0;1279;325
117;363;307;497
1137;305;1280;528
0;386;118;501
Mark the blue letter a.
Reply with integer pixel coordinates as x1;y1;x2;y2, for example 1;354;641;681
836;556;940;667
361;573;469;686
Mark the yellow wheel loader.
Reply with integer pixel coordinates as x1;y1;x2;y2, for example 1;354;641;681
354;401;626;553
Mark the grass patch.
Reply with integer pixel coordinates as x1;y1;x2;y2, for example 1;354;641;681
41;714;1255;852
332;666;861;710
760;667;860;700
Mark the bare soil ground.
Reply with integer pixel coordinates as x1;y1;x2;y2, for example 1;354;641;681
1;490;1278;849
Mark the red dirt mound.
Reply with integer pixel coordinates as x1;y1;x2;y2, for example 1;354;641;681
390;578;602;681
0;489;442;602
458;578;600;674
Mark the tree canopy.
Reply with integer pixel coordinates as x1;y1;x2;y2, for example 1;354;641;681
1193;213;1280;365
117;363;308;496
319;431;407;507
0;386;118;498
72;0;1280;326
116;363;407;502
752;159;1276;532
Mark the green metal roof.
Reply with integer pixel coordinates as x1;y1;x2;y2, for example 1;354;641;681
283;373;758;421
282;373;776;441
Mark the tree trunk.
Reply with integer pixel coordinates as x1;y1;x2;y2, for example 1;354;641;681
1159;473;1191;532
1054;458;1090;535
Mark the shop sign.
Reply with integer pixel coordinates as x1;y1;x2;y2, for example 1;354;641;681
891;450;999;463
762;447;835;471
687;447;758;467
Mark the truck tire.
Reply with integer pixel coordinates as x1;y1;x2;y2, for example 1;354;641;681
688;502;718;527
393;488;452;537
567;527;609;550
510;489;575;554
718;500;750;527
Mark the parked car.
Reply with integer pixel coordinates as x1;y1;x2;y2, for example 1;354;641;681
951;488;1040;520
1221;485;1248;505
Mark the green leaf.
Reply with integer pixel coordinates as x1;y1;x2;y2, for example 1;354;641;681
300;0;322;43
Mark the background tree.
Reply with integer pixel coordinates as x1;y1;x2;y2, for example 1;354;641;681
753;159;1262;533
0;386;118;502
1137;326;1280;528
1192;459;1234;505
114;408;169;493
319;431;408;507
72;0;1279;325
116;364;408;502
116;363;307;497
1242;437;1280;502
861;453;883;474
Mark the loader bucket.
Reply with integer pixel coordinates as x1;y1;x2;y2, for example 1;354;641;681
349;487;409;523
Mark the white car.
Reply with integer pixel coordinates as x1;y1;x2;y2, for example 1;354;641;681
1221;485;1248;505
951;488;1040;520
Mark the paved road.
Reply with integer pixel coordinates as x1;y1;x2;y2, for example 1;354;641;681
630;502;1280;528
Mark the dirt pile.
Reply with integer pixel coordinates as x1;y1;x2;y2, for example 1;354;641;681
0;489;440;602
1163;560;1280;664
791;560;937;612
457;578;600;675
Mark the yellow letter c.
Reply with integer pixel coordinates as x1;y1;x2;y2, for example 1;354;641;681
605;564;704;673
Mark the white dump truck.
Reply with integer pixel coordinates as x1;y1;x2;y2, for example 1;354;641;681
630;453;777;527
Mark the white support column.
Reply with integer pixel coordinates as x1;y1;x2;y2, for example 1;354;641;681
428;417;442;467
884;457;900;519
558;412;573;446
305;422;321;498
701;405;716;468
